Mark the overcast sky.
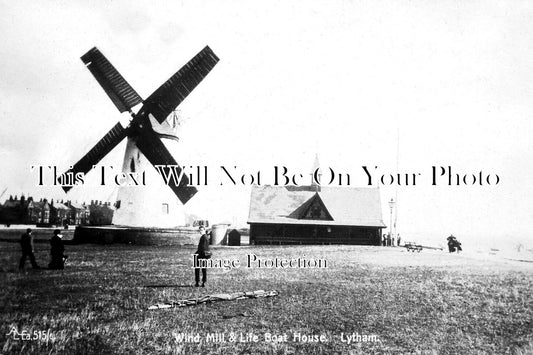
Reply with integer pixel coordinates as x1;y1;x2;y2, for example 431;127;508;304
1;0;532;246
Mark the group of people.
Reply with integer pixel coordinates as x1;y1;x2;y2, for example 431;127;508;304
19;228;67;270
19;225;208;285
382;233;401;247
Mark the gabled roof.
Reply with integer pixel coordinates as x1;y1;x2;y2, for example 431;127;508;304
52;202;70;210
30;200;49;210
69;202;87;210
3;198;30;209
248;185;386;227
3;200;21;208
288;192;333;220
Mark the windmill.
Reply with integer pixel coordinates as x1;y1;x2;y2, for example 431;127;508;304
62;46;219;226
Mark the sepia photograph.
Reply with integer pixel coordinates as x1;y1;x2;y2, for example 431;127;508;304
0;1;532;353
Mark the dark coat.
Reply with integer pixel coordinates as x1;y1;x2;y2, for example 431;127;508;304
20;232;34;252
195;233;210;258
50;235;64;257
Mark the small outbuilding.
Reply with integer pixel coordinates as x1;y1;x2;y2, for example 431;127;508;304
248;185;386;245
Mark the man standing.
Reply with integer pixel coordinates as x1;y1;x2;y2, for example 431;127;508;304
49;229;66;270
19;228;39;270
194;226;211;287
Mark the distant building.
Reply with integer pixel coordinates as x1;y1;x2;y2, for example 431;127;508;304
1;195;50;225
31;198;50;225
1;195;25;224
0;196;97;226
247;186;386;245
66;201;90;225
50;200;71;226
89;201;115;225
193;220;210;228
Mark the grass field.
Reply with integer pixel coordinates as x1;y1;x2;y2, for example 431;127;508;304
0;238;532;354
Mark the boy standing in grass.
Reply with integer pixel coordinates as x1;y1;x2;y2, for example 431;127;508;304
195;226;211;287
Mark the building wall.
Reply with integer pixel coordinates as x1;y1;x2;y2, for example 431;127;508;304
50;209;68;226
250;223;382;245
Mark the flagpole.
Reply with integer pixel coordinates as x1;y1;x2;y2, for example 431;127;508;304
394;128;399;244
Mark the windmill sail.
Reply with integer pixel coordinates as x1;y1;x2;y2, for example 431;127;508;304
142;46;219;123
81;47;143;113
135;127;197;204
63;45;219;206
62;123;127;192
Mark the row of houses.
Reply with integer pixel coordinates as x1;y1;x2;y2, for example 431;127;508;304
0;195;115;226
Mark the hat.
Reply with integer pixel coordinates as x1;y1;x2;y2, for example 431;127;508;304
26;228;32;233
54;229;61;235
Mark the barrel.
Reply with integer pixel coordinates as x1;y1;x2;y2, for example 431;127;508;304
211;224;229;245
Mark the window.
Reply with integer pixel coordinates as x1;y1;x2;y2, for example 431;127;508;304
310;206;322;219
162;203;169;214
